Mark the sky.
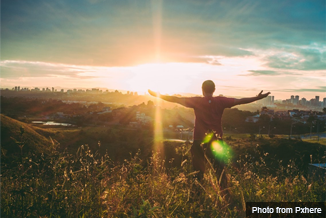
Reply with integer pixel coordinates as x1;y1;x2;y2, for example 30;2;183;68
1;0;325;100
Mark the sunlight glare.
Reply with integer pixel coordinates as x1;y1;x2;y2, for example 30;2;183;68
210;140;233;164
154;97;164;154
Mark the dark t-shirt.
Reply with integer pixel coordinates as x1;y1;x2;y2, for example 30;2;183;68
182;96;235;140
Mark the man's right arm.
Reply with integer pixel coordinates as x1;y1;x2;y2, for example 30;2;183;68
148;90;187;106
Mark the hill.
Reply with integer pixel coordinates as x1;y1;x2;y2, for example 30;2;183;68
1;114;51;156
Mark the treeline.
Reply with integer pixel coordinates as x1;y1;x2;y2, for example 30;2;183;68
0;96;107;117
1;96;325;134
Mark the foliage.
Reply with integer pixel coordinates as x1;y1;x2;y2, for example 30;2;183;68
1;136;325;217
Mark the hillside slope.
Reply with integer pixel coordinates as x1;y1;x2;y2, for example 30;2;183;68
1;114;51;155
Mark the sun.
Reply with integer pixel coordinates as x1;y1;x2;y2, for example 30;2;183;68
124;63;201;95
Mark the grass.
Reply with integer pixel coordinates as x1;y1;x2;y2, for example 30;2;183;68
1;136;325;217
302;138;326;146
1;114;51;155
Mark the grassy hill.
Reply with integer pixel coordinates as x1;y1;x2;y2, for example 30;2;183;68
1;114;51;156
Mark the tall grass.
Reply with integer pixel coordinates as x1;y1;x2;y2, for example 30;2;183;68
1;141;325;217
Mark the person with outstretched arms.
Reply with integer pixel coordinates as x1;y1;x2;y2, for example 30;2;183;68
149;80;270;187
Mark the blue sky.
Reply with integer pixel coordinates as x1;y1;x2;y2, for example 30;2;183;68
1;0;325;99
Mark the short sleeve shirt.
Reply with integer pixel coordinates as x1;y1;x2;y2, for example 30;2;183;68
183;96;235;141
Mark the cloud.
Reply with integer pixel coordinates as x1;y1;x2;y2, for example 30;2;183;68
246;70;280;76
243;70;302;76
206;57;221;65
0;60;98;79
264;47;326;71
281;86;326;93
2;0;324;67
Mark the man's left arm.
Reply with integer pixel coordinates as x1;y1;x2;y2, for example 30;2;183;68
233;90;271;106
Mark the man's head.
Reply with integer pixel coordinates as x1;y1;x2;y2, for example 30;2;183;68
202;80;215;96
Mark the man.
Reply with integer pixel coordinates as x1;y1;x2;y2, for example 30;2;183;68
149;80;270;186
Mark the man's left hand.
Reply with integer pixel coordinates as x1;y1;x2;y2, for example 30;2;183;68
257;90;271;99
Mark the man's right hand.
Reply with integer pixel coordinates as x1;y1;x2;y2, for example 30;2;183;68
148;89;160;97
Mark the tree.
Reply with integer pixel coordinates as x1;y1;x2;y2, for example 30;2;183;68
147;100;154;107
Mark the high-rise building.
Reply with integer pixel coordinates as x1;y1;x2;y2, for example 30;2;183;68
52;87;54;92
315;96;320;106
15;86;18;91
266;96;272;105
291;95;294;104
301;98;306;105
18;86;20;91
310;99;315;106
294;95;299;105
323;98;326;107
271;96;274;104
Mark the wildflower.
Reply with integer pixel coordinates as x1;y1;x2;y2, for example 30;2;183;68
244;171;252;179
256;190;263;197
300;175;307;184
181;159;187;167
293;176;299;185
307;184;312;192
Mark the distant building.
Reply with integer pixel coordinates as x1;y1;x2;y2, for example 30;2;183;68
323;98;326;107
315;96;320;106
301;98;306;106
294;95;299;105
288;109;299;117
291;95;294;104
97;107;112;114
245;114;260;123
136;111;152;124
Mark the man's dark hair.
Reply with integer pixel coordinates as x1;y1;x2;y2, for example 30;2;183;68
202;80;215;94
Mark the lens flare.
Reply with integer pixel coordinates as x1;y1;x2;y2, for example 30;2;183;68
210;140;233;164
154;97;163;154
202;133;214;144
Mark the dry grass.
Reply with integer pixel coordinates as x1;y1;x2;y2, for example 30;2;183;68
1;138;325;217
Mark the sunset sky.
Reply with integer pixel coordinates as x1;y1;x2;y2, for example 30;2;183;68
1;0;325;99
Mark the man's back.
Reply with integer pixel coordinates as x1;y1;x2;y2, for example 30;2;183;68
183;96;235;140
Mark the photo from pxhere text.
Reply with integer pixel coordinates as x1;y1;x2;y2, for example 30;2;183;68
1;0;325;217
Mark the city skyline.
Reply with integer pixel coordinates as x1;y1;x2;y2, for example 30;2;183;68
3;85;326;104
1;0;325;99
